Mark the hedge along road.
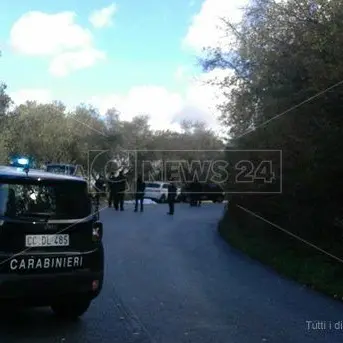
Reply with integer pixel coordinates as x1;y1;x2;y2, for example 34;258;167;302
0;202;343;343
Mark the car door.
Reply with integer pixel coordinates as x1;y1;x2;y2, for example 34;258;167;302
144;183;161;200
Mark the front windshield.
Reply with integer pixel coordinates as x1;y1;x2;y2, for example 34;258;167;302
145;183;161;188
0;182;90;219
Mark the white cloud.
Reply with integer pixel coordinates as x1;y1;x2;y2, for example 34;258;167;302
49;49;106;77
10;11;105;77
89;3;117;28
183;0;248;52
10;11;92;56
174;66;189;81
88;68;231;132
8;69;230;134
174;68;232;130
90;86;184;131
9;78;226;133
9;89;52;105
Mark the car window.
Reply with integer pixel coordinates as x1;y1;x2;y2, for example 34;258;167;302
0;181;90;219
145;183;161;188
162;184;169;189
208;184;220;189
47;165;66;174
74;167;83;177
47;165;75;175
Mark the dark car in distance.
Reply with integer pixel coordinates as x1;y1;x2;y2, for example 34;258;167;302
178;182;225;203
0;165;104;319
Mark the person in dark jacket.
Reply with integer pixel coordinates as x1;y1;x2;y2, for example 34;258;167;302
194;180;202;207
189;181;197;207
117;170;126;211
108;172;117;208
167;179;177;215
94;174;105;205
134;175;145;212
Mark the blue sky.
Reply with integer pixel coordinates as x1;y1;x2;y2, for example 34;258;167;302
0;0;236;131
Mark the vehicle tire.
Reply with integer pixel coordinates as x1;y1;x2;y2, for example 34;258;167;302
159;195;166;203
51;297;91;320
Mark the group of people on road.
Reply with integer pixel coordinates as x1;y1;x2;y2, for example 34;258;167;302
93;173;188;216
94;171;127;211
108;171;127;211
133;176;178;215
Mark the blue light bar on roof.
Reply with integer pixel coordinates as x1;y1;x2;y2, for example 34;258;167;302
10;156;31;169
17;158;29;166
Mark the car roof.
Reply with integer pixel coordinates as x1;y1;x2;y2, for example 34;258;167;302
46;163;76;167
0;166;86;183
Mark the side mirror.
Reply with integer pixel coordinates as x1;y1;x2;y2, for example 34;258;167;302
92;221;103;242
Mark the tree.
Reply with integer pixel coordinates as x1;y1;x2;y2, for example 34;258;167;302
0;91;226;190
0;51;13;163
201;0;343;245
0;83;12;118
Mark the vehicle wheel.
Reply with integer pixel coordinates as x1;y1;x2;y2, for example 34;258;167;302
159;195;166;203
51;297;91;320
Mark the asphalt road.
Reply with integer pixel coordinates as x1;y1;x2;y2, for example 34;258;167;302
1;203;343;343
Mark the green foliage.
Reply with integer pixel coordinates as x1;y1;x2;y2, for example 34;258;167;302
203;0;343;289
218;203;343;300
0;83;12;118
0;52;13;163
0;97;224;179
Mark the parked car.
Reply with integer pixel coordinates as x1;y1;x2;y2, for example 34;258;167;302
144;181;181;203
0;164;104;319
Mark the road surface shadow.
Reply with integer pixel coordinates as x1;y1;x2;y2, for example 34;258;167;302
0;307;83;341
0;303;152;343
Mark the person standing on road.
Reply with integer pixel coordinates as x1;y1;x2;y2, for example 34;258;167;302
189;181;197;207
95;174;105;206
167;179;177;215
194;180;202;207
111;172;121;211
134;175;146;212
117;170;126;211
108;172;116;208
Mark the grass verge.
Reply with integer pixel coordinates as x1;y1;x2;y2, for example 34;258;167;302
218;207;343;301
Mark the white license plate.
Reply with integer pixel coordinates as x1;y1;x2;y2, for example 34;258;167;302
25;234;69;247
